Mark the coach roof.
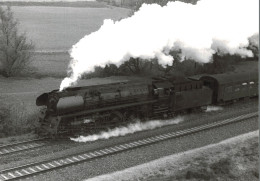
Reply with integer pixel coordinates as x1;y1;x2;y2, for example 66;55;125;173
199;72;258;85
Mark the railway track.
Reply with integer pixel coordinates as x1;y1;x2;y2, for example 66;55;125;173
0;138;49;157
0;111;258;181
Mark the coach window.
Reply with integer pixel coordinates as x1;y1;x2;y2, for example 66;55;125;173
176;93;183;101
249;81;255;89
165;89;170;95
117;89;121;97
154;89;159;95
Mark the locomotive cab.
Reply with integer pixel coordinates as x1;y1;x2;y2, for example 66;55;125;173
152;80;173;97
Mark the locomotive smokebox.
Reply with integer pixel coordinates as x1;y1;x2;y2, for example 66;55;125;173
36;93;49;106
56;96;84;113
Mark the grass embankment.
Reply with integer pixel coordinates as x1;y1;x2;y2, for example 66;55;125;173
0;76;66;137
0;95;39;137
172;136;259;181
162;132;259;181
87;131;259;181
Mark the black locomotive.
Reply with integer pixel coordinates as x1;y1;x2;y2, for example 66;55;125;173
36;71;258;137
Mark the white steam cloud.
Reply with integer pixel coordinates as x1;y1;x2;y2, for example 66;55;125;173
71;117;183;142
60;0;259;90
205;106;223;112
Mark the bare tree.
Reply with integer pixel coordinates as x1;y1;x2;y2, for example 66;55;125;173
121;57;149;74
0;6;34;77
247;34;259;60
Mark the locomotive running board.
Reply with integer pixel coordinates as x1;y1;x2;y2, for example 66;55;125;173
60;99;158;118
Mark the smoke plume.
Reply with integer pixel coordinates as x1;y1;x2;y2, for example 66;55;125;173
60;0;258;90
205;106;223;112
71;117;183;142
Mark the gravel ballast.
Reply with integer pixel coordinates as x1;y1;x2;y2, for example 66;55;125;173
24;112;258;181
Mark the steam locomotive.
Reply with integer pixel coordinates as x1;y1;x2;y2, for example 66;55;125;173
36;71;258;137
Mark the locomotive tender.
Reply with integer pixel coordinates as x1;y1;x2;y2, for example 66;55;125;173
36;71;258;137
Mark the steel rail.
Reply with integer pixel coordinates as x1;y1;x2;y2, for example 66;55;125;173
0;112;257;181
0;138;49;156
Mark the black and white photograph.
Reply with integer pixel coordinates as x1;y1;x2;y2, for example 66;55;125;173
0;0;258;180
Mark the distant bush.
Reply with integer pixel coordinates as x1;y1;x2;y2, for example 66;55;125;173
183;157;234;180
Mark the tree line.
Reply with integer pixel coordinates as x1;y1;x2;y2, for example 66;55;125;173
86;47;258;79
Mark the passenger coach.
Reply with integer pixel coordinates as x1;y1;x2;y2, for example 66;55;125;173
191;72;258;104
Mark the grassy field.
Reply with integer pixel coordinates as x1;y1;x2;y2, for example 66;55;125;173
31;52;70;77
11;6;130;51
9;5;130;77
0;1;107;8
